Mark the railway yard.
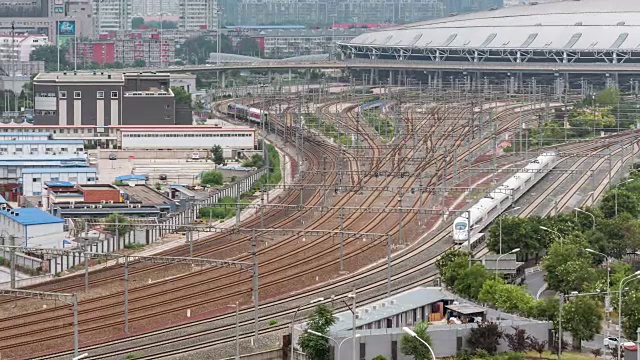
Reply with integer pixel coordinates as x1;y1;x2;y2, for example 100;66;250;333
0;83;637;360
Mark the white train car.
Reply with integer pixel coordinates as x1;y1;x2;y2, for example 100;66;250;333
452;152;557;248
226;103;266;124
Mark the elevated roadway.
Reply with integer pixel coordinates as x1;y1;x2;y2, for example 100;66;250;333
143;59;640;75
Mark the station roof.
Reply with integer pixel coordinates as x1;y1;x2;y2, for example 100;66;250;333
22;167;97;174
343;0;640;51
0;208;64;226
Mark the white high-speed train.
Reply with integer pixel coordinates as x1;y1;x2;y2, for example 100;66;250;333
452;152;558;245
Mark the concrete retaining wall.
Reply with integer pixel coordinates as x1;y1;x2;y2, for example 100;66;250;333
0;274;54;289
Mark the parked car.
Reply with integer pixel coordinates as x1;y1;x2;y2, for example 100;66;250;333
108;153;117;160
191;152;200;160
604;336;627;349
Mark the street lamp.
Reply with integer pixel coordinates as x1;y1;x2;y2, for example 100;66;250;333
540;226;563;249
615;179;635;217
290;297;325;360
573;208;595;230
499;206;521;255
306;329;360;359
495;248;520;279
586;248;611;334
402;327;436;360
618;271;640;360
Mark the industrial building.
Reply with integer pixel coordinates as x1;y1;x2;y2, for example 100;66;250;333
22;167;98;197
0;140;84;156
0;207;65;248
255;28;366;58
0;132;50;141
32;72;192;126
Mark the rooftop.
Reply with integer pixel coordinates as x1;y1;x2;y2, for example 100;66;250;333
115;175;147;181
79;184;118;191
479;254;524;274
22;167;97;174
45;181;75;187
34;71;171;83
118;185;173;205
329;287;454;333
445;303;487;315
0;156;87;162
0;208;64;226
0;194;6;204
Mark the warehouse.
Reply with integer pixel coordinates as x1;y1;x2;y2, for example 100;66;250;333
22;167;98;197
0;208;65;248
0;157;89;183
119;126;256;150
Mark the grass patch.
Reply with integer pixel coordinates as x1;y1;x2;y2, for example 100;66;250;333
302;113;353;146
125;353;142;359
268;319;278;326
124;243;145;250
199;196;251;220
362;110;394;141
525;351;596;360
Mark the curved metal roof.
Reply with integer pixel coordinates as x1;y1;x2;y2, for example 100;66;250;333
343;0;640;51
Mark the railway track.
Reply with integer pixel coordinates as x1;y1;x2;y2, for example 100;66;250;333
2;91;608;358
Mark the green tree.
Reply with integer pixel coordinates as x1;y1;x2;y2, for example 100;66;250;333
467;322;503;354
621;289;640;339
132;59;146;68
562;296;603;350
30;45;69;71
177;35;233;64
372;356;388;360
171;86;191;106
600;189;639;218
400;321;433;360
454;263;490;299
436;250;469;287
211;145;225;165
542;233;598;293
242;154;265;169
487;216;548;260
595;87;621;107
237;37;261;57
132;17;144;29
103;213;132;236
298;304;336;360
200;170;224;186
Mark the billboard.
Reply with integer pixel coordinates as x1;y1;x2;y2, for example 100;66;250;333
57;20;76;36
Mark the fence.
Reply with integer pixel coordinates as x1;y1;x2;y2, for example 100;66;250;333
0;274;54;290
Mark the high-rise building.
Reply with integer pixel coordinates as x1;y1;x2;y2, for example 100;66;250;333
93;0;131;35
132;0;179;16
178;0;217;31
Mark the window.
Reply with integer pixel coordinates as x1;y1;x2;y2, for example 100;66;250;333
33;192;42;196
59;91;67;99
69;177;78;183
76;148;83;152
87;177;96;182
74;91;82;99
391;341;398;360
50;177;59;181
111;91;118;98
32;177;40;182
15;147;22;152
359;343;365;360
60;148;68;151
97;91;104;99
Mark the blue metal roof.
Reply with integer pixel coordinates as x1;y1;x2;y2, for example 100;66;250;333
0;140;84;145
45;181;75;187
116;175;147;181
22;167;97;174
0;194;6;204
0;132;50;137
0;208;64;226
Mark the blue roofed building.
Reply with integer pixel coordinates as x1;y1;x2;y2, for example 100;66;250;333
115;175;147;185
0;208;65;248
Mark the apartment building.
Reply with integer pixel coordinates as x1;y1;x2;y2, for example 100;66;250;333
33;72;190;126
93;0;131;35
75;32;175;66
0;33;48;62
178;0;217;31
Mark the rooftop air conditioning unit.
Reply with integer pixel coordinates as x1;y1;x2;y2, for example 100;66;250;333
381;302;387;307
97;204;102;208
90;204;96;208
108;200;114;204
136;204;142;208
100;200;106;204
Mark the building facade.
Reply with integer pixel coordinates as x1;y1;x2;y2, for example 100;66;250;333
178;0;217;31
32;72;188;126
92;0;131;35
119;126;256;150
0;33;49;62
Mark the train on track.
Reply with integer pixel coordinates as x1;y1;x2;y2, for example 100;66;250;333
226;103;268;124
452;152;558;250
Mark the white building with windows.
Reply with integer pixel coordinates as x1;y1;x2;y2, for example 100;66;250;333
0;140;84;157
0;208;65;248
0;33;49;62
22;167;97;197
178;0;218;31
93;0;132;35
119;126;256;150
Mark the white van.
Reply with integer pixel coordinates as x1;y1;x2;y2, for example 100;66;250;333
191;152;200;160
